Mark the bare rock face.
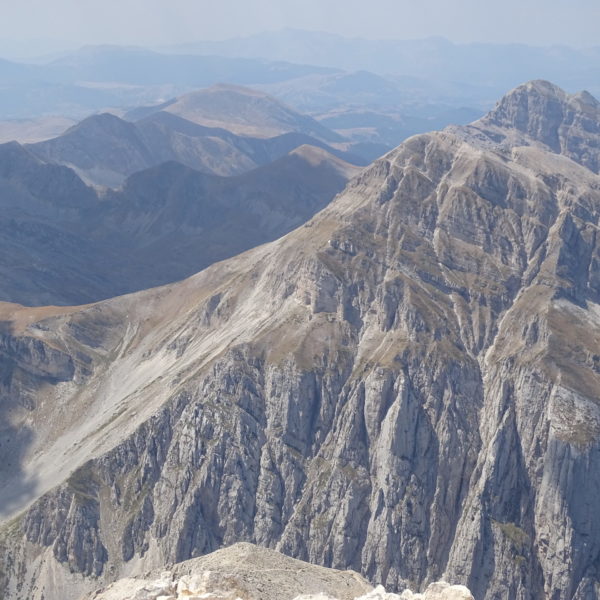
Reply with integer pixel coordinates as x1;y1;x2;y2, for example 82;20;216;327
2;81;600;600
457;79;600;173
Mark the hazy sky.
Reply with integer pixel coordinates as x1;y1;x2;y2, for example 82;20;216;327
2;0;600;54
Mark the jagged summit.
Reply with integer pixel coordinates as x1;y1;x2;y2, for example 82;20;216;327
482;79;599;132
464;80;600;171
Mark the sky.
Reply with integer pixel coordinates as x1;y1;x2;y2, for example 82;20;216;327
1;0;600;56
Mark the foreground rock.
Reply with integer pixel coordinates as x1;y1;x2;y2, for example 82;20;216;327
81;542;371;600
298;583;473;600
82;544;472;600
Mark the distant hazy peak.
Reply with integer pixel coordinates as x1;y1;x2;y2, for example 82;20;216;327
64;112;135;135
203;82;273;97
0;140;46;171
156;83;342;141
290;143;344;163
289;143;360;174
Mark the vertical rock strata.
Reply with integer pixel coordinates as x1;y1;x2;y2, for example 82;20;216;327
2;80;600;599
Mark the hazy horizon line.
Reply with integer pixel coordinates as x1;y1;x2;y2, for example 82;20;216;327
2;27;599;63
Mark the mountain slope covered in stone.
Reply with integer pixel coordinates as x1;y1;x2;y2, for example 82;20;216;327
0;141;358;305
2;80;600;600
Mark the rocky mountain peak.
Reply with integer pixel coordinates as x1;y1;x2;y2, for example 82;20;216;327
572;88;600;110
482;80;576;134
470;80;600;171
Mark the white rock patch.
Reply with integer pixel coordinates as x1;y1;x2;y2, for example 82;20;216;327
87;569;472;600
295;582;474;600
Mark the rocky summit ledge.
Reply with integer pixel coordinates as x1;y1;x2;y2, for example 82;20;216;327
82;543;473;600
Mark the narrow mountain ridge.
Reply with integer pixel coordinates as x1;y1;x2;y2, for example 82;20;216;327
82;542;473;600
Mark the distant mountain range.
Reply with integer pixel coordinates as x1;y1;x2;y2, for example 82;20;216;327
0;46;337;120
2;33;599;165
0;139;360;306
0;79;482;170
28;86;364;187
168;29;600;99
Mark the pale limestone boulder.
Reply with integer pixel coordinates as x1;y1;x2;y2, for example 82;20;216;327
356;584;402;599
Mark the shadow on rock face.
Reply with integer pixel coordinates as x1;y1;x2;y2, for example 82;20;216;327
0;321;75;521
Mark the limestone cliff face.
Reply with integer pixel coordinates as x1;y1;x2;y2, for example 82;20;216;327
2;81;600;600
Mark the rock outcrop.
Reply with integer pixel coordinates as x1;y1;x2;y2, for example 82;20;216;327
80;542;372;600
2;81;600;600
79;543;472;600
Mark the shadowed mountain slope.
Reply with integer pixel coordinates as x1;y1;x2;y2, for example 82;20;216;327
2;81;600;600
29;101;361;187
0;142;359;305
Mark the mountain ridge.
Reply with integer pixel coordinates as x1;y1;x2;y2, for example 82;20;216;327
0;139;359;305
28;89;362;187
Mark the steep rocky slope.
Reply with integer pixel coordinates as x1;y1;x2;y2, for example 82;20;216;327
2;81;600;600
29;108;362;187
0;142;358;305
